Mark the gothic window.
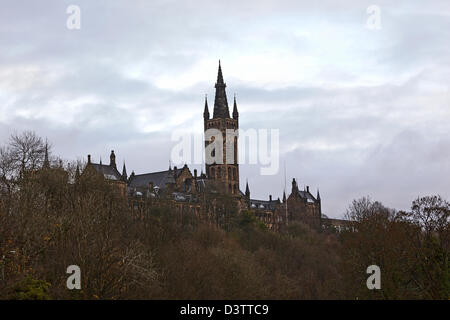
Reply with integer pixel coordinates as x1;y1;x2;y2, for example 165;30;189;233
218;167;221;178
229;184;232;193
233;167;237;180
233;184;236;194
210;167;215;178
228;167;231;179
210;136;216;159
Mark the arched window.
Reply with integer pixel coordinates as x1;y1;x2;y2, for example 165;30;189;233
233;184;236;194
218;167;221;178
233;167;237;180
228;167;231;179
210;167;215;178
229;184;232;193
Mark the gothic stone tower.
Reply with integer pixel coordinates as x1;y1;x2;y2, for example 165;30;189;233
204;61;240;194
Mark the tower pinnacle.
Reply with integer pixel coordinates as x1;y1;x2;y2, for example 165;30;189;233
213;60;230;118
203;94;210;119
233;94;239;120
122;161;127;181
245;180;250;198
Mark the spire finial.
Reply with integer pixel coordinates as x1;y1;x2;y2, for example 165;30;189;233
122;161;127;178
245;179;250;198
204;94;210;120
216;59;224;85
233;93;239;120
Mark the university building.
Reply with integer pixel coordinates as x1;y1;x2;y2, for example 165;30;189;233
83;62;344;232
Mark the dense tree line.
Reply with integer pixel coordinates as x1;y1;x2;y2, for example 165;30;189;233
0;132;448;299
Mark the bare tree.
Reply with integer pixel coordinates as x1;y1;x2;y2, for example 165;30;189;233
345;196;394;223
8;131;47;176
0;146;15;185
409;195;449;236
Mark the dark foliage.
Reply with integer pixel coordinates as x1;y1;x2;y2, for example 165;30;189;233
0;133;448;299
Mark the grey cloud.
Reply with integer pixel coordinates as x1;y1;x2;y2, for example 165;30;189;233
1;0;449;218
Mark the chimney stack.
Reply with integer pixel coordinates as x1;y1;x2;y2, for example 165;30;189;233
110;150;116;169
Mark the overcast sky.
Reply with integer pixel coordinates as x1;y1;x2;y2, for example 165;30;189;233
1;0;449;218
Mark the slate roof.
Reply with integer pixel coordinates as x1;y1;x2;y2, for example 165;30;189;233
296;190;317;203
90;163;122;181
180;176;213;194
250;199;278;210
128;169;175;189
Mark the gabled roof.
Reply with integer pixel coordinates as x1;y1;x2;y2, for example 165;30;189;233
128;169;174;189
296;190;317;203
90;163;122;181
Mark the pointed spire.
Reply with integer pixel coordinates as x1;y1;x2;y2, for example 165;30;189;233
232;94;239;120
122;161;127;181
317;189;321;200
99;157;102;165
283;190;286;203
217;60;224;84
245;179;250;198
213;60;230;118
75;164;80;182
203;94;210;120
43;141;50;169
